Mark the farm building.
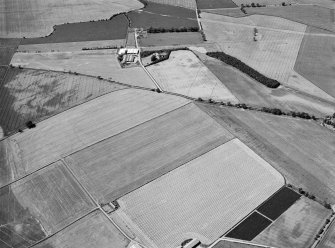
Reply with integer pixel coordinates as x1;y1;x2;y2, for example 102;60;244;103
118;48;139;55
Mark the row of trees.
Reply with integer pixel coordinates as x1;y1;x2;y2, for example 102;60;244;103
206;52;280;88
147;26;199;33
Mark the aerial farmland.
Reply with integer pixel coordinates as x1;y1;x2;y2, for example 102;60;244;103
0;0;334;247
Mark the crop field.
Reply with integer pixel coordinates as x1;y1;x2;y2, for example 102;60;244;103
11;50;156;88
253;198;332;248
65;103;233;203
0;39;21;65
0;0;142;38
226;212;272;241
117;139;284;248
128;1;198;29
147;50;238;101
246;6;335;33
318;220;335;248
294;26;335;99
0;68;126;136
139;32;203;47
197;0;237;9
3;89;189;181
257;187;301;220
147;0;197;9
18;39;125;53
0;161;95;247
199;105;335;203
203;8;247;18
232;0;296;5
295;0;335;9
34;210;130;248
198;52;335;116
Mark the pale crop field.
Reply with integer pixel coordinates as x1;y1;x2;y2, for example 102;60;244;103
147;0;197;9
147;50;238;102
118;139;284;248
34;210;130;248
0;0;143;38
66;103;234;203
11;50;156;88
4;89;189;180
253;197;332;248
11;161;95;235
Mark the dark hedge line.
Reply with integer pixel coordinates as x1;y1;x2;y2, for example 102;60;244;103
206;52;280;88
147;27;199;33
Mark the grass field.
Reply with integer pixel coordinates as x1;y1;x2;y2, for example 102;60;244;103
139;32;203;47
226;212;272;241
147;50;238;101
21;14;129;45
198;105;335;203
246;5;335;32
118;139;284;248
65;103;233;203
34;210;130;248
254;198;332;248
294;26;335;99
11;50;156;88
318;220;335;248
3;89;189;181
197;0;238;9
0;161;95;247
147;0;197;9
0;0;142;38
198;52;335;116
128;1;198;29
0;68;126;136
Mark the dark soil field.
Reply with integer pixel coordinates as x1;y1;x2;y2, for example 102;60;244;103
196;0;238;9
226;212;272;241
246;5;335;32
257;187;301;220
0;38;21;65
128;1;198;29
21;14;128;45
139;32;203;46
294;26;335;99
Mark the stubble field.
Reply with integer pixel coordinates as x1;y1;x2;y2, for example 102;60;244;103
118;139;284;248
0;0;143;38
65;103;233;203
10;50;156;88
147;50;238;101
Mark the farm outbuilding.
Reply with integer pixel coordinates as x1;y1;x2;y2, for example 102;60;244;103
118;48;139;55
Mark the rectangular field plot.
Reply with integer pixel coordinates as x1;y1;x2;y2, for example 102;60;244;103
226;212;272;241
257;187;300;220
4;89;189;182
147;50;238;101
147;0;197;9
0;68;126;136
65;103;233;202
0;161;95;247
253;198;332;248
118;139;284;248
139;32;203;47
34;210;129;248
11;50;156;88
197;0;238;9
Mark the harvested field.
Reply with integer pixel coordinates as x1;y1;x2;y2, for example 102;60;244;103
0;68;126;136
139;32;203;47
198;104;335;203
198;52;335;116
319;220;335;248
197;0;237;9
118;139;284;248
147;0;197;9
254;197;332;248
246;5;335;32
18;40;125;53
11;50;156;88
257;187;301;220
65;103;233;202
147;50;238;101
128;1;198;29
3;89;189;181
226;212;272;241
294;26;335;99
0;0;142;38
34;210;130;248
0;161;95;247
